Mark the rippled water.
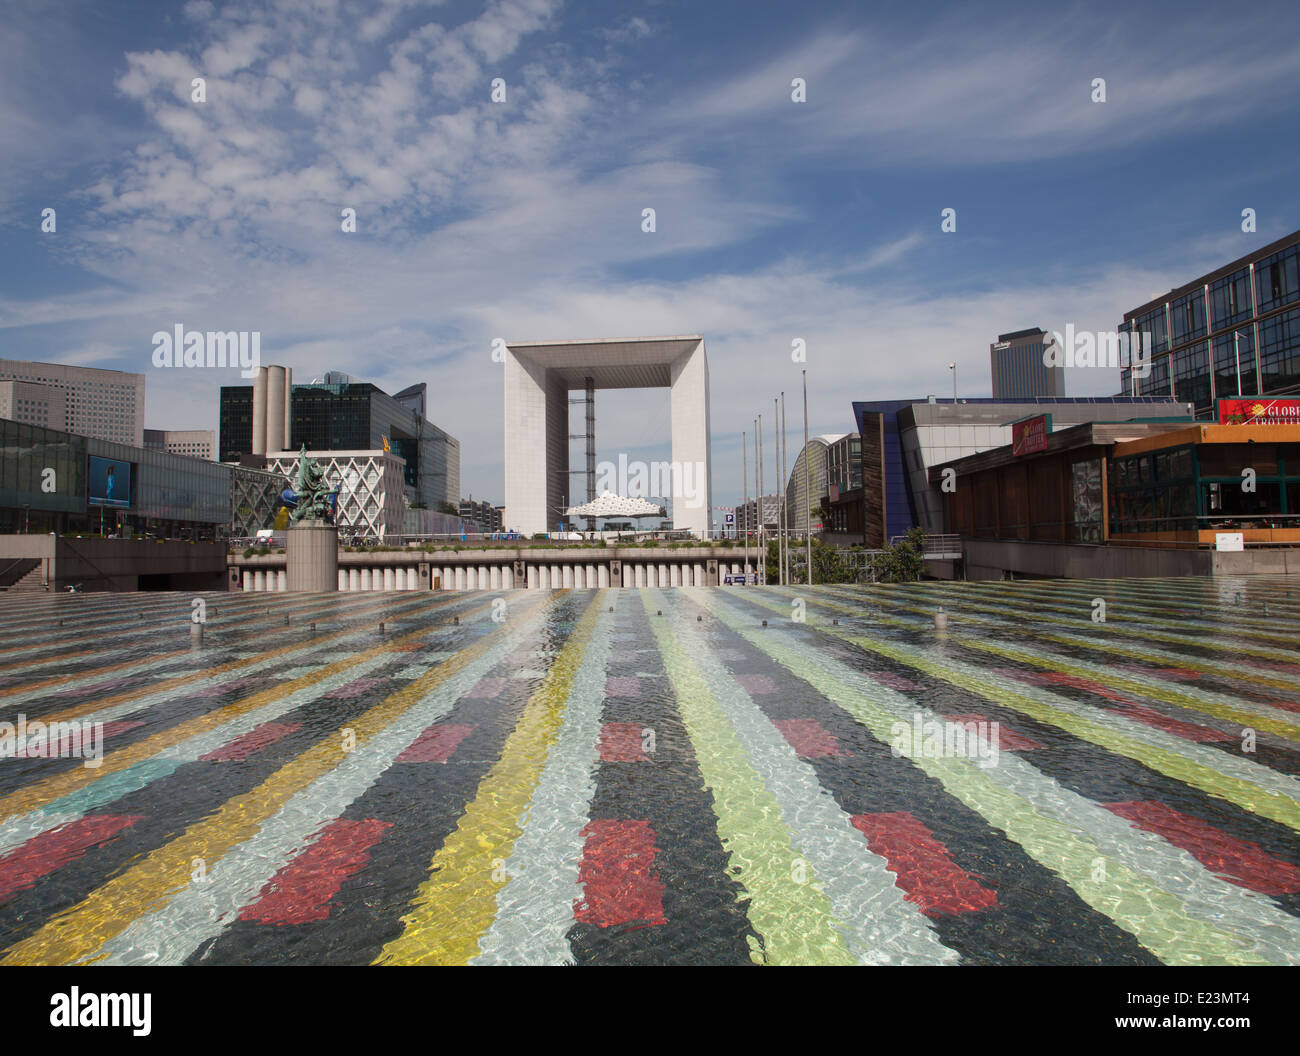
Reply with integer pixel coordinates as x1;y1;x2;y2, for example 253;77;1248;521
0;576;1297;965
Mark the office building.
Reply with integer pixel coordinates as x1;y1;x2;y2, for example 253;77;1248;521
459;498;503;533
785;434;850;536
0;359;145;446
736;494;780;537
990;328;1064;399
847;396;1195;547
1118;228;1300;416
144;429;216;460
933;419;1300;579
219;367;459;511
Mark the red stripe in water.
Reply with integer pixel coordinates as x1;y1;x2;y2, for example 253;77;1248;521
1108;702;1234;742
942;713;1043;752
201;721;303;762
1104;800;1300;895
239;818;393;924
773;718;844;758
573;819;666;927
598;723;648;762
0;814;142;903
396;723;476;763
851;812;998;916
1015;672;1232;742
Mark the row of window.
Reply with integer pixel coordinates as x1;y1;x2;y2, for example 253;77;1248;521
1124;243;1300;359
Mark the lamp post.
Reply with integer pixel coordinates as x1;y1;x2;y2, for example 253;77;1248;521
949;361;957;402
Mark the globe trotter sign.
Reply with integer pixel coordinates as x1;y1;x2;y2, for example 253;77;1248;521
1012;413;1051;456
1217;398;1300;425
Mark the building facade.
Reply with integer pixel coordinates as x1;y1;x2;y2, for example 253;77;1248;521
0;416;232;538
220;370;459;511
990;328;1064;399
144;429;216;460
265;449;407;541
0;360;145;446
850;396;1195;547
785;434;847;536
1119;229;1300;416
736;494;780;536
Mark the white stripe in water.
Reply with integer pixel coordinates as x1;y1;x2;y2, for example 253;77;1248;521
474;603;615;965
658;590;959;966
0;645;418;858
706;590;1300;965
93;598;556;965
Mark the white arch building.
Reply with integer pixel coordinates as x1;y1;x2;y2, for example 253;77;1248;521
503;337;713;538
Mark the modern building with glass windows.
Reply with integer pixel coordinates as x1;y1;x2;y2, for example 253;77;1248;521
219;371;459;510
990;328;1064;399
1118;228;1300;415
0;416;237;538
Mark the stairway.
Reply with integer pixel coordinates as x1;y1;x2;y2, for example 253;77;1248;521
0;560;44;591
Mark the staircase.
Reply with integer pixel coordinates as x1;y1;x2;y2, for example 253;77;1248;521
0;559;44;591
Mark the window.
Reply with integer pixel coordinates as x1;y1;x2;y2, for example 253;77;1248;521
1171;290;1207;345
1209;268;1253;332
1259;307;1300;394
1256;245;1300;314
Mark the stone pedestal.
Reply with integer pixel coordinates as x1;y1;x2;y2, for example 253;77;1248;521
286;522;338;592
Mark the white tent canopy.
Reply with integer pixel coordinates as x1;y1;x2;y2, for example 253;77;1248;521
564;491;665;519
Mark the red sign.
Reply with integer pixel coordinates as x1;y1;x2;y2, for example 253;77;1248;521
1217;398;1300;425
1012;414;1049;456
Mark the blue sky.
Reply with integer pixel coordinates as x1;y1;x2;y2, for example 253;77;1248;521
3;0;1300;516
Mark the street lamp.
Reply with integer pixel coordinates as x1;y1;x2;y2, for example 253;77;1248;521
948;361;957;402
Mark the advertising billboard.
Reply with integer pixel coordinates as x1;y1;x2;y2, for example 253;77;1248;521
88;455;132;508
1012;414;1050;456
1217;398;1300;425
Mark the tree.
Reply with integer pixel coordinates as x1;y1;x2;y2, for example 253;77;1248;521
437;501;458;517
873;526;926;583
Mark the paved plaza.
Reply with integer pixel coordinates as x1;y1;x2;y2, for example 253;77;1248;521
0;578;1297;965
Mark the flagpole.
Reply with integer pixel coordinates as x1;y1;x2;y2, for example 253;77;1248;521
803;369;812;586
742;430;749;581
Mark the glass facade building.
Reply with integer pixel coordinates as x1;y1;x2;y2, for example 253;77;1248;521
0;417;242;538
219;379;459;510
1119;230;1300;415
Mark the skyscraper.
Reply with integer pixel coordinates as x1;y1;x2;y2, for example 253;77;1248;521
990;328;1065;399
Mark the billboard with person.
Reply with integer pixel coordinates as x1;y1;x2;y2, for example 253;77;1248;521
88;455;132;508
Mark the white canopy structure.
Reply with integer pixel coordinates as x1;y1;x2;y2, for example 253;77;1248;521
564;491;665;520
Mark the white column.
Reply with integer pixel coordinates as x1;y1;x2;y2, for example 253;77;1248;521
408;567;418;590
490;566;500;590
277;570;287;591
551;564;561;588
348;569;359;591
381;567;392;590
694;562;705;586
502;566;513;590
338;570;347;591
622;564;633;587
672;564;682;586
478;565;489;591
441;566;453;590
395;568;406;590
599;565;610;588
527;565;537;589
253;570;265;592
634;564;645;587
587;564;597;588
562;565;573;588
242;571;252;592
658;562;668;587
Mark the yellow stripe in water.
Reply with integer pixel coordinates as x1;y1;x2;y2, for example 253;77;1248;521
0;596;522;966
374;591;600;966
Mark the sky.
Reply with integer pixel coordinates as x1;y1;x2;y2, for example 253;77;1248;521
2;0;1300;520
